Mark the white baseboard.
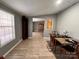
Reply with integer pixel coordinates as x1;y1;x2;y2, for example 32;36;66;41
3;39;22;57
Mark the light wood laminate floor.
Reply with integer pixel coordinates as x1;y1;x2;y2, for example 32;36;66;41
5;32;56;59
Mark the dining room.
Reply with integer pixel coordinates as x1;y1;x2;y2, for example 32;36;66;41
0;0;79;59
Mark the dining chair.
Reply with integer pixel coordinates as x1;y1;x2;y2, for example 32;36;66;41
50;34;56;50
50;34;63;55
60;42;79;59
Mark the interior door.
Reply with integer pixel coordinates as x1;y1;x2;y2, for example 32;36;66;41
22;16;28;40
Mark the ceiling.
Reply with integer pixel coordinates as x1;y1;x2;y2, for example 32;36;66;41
0;0;79;16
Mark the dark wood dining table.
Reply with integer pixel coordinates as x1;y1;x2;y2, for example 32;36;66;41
55;38;69;45
55;38;77;52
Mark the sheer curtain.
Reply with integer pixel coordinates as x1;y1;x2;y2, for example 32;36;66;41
0;10;15;47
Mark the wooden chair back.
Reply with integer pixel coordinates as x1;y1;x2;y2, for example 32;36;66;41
76;43;79;58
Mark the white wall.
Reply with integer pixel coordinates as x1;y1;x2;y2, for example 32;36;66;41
33;18;45;22
28;17;33;37
57;3;79;41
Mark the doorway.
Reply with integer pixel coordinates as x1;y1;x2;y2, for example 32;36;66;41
33;21;44;32
32;18;45;38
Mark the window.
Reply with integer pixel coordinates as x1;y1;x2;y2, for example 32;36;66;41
0;10;15;47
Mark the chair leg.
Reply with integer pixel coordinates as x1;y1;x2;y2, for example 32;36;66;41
76;53;79;59
60;48;66;58
0;56;4;59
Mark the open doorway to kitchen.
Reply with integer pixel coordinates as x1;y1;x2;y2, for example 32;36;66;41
32;18;44;38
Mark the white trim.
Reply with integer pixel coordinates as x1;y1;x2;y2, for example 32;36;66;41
3;39;22;57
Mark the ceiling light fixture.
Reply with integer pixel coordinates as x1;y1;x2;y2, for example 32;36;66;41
56;0;62;5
